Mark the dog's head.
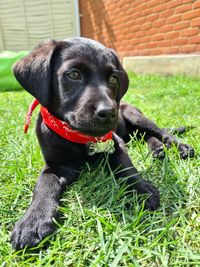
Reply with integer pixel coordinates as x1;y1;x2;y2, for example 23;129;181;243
13;37;129;137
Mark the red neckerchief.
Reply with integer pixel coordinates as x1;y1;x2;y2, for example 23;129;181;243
24;99;113;144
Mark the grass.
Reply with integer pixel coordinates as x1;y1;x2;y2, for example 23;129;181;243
0;73;200;266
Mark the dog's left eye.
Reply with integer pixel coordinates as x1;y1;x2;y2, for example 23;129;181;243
66;70;81;80
109;75;118;86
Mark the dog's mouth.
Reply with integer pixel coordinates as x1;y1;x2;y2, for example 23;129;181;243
64;113;117;137
80;126;114;137
70;123;115;137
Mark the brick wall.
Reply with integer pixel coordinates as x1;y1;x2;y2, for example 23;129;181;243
79;0;200;59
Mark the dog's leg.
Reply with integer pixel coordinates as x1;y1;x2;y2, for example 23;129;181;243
119;104;194;159
108;134;160;210
11;165;78;250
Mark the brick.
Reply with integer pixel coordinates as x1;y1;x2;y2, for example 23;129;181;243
160;9;174;18
126;38;139;45
193;1;200;8
167;0;183;8
114;17;127;25
132;51;140;56
125;44;136;51
197;44;200;52
126;45;135;51
141;8;153;16
181;27;199;37
131;11;143;20
113;7;122;15
160;0;169;5
191;18;200;27
164;47;179;54
152;19;165;27
147;42;158;49
114;24;127;32
150;48;164;55
153;4;168;13
176;4;192;13
158;40;172;47
173;21;190;30
183;10;200;20
172;38;189;45
135;17;146;25
126;24;141;33
182;0;193;3
121;2;133;12
160;25;174;33
123;32;135;40
146;13;159;22
135;2;147;12
166;14;182;24
139;36;151;43
138;50;151;56
179;44;197;53
165;31;180;39
134;44;146;50
135;31;146;38
152;34;165;41
148;28;159;35
148;0;160;8
190;36;200;44
141;22;152;31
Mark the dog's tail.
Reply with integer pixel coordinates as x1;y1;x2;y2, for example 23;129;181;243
162;126;195;135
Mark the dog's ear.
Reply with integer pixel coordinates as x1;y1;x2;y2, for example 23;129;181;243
13;40;59;107
110;49;129;101
118;64;129;101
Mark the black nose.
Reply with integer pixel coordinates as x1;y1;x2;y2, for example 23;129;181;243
96;105;117;121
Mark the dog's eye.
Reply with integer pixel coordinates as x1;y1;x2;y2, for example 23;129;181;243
67;70;81;80
109;75;118;86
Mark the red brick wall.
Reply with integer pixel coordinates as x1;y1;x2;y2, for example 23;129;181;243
79;0;200;58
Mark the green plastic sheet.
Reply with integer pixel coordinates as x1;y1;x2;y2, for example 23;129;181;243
0;50;29;90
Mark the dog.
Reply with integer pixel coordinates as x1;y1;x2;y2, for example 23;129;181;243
11;37;194;249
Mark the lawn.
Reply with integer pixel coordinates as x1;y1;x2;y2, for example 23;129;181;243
0;73;199;266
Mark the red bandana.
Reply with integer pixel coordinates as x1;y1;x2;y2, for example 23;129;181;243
24;99;113;144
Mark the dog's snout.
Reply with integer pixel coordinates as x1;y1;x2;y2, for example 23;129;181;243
96;104;117;121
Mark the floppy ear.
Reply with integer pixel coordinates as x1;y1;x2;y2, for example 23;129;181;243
110;50;129;102
13;40;58;107
117;63;129;101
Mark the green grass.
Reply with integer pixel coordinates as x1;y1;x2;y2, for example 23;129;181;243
0;73;200;266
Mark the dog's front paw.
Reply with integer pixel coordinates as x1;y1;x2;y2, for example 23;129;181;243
11;213;55;250
178;143;194;159
137;180;160;211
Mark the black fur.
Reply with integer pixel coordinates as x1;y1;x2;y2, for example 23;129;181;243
11;37;194;249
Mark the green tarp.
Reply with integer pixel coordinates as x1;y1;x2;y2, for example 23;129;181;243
0;51;29;90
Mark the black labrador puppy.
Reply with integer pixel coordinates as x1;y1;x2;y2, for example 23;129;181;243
11;37;194;249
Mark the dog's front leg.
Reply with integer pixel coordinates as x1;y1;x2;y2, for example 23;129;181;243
119;104;194;159
11;165;78;250
108;134;160;210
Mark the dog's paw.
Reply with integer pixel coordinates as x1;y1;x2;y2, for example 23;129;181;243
137;180;160;211
152;146;165;159
178;143;194;159
11;214;55;250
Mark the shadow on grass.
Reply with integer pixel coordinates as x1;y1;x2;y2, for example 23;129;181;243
0;87;23;93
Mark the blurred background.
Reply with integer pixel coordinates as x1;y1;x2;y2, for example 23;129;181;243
0;0;200;75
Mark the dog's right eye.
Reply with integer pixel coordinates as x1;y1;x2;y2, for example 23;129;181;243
66;70;82;80
109;74;118;86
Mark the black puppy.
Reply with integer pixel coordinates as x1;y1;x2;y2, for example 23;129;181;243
11;37;194;249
